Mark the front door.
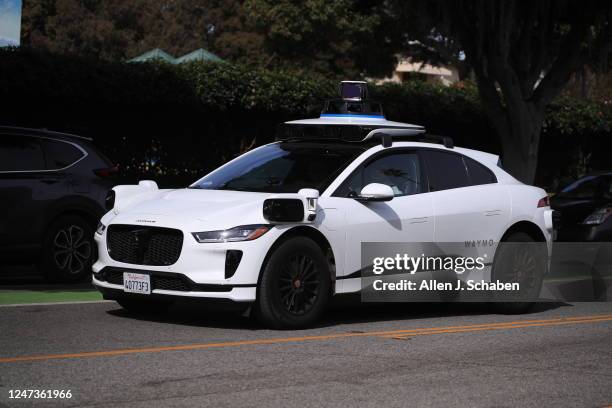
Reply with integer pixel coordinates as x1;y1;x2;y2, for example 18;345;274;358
326;149;434;293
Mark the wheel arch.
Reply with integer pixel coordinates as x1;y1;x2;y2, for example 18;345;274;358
258;226;337;289
500;220;546;242
41;198;104;246
45;197;104;229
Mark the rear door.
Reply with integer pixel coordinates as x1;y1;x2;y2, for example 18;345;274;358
0;135;53;253
423;149;510;274
0;134;88;255
40;138;89;193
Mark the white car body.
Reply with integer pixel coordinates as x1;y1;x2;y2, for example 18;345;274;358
93;115;554;307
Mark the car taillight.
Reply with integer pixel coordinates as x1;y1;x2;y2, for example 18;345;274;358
94;166;118;179
537;196;550;208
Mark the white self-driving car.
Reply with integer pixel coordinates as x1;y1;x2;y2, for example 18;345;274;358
93;82;555;328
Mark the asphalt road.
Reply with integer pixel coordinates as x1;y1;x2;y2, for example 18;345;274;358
0;300;611;408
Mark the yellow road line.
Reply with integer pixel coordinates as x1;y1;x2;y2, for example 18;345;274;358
381;316;612;339
1;314;611;364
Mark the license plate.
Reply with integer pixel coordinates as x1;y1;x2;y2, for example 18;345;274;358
123;273;151;295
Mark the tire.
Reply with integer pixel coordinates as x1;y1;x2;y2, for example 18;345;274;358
491;232;546;314
41;215;95;283
116;298;173;314
256;236;331;329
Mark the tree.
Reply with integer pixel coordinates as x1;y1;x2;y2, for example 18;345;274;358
244;0;398;77
20;0;265;62
390;4;471;80
393;0;612;183
21;0;401;75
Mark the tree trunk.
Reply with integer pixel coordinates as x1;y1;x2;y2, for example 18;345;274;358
491;105;544;185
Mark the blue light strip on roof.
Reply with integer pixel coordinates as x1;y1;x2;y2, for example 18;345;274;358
320;114;385;119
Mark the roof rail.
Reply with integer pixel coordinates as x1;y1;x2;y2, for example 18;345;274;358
363;128;453;148
0;126;94;142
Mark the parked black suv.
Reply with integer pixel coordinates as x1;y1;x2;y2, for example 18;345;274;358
0;126;116;281
551;172;612;241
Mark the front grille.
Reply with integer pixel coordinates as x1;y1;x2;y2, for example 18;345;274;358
103;269;190;291
107;225;183;266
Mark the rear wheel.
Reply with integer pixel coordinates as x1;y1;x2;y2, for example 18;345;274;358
491;232;546;314
256;237;331;329
41;215;95;283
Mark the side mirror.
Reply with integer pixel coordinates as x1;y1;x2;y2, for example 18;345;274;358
356;183;394;202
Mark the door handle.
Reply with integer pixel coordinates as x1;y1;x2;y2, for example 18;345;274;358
484;210;501;216
409;216;429;224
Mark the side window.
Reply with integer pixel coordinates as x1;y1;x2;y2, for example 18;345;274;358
334;151;423;197
0;135;45;172
464;155;497;185
424;150;469;191
41;139;84;170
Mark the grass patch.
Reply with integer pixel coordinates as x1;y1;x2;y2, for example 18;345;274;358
0;290;103;305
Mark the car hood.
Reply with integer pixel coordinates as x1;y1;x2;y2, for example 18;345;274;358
108;188;275;231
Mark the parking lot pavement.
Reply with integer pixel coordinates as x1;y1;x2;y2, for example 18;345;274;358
0;300;611;408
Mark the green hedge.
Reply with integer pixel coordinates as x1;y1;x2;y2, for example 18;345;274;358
1;47;610;188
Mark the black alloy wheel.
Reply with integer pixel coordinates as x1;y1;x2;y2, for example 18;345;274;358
256;236;331;329
42;215;95;282
278;253;320;315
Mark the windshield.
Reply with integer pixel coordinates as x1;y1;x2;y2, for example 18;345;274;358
190;142;365;193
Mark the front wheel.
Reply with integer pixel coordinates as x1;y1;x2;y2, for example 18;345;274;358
256;237;331;329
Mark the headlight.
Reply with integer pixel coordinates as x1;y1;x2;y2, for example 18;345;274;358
192;225;271;243
583;207;612;225
96;221;107;235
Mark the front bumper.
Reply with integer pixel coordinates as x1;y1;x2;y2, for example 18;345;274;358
92;268;256;302
93;223;296;300
92;223;297;303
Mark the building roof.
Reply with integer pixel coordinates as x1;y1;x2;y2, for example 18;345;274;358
175;48;224;63
396;58;454;76
127;48;224;64
127;48;176;63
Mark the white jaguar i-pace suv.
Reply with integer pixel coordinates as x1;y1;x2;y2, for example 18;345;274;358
93;81;555;328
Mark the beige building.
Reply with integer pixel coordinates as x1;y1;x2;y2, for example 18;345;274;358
377;57;459;86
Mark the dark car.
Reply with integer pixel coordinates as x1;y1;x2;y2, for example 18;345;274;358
551;172;612;241
0;126;116;281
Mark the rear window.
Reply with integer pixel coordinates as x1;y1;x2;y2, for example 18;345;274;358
0;135;46;172
424;150;470;191
464;156;497;185
41;139;84;169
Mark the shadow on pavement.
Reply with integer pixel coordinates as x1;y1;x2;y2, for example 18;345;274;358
104;295;571;331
